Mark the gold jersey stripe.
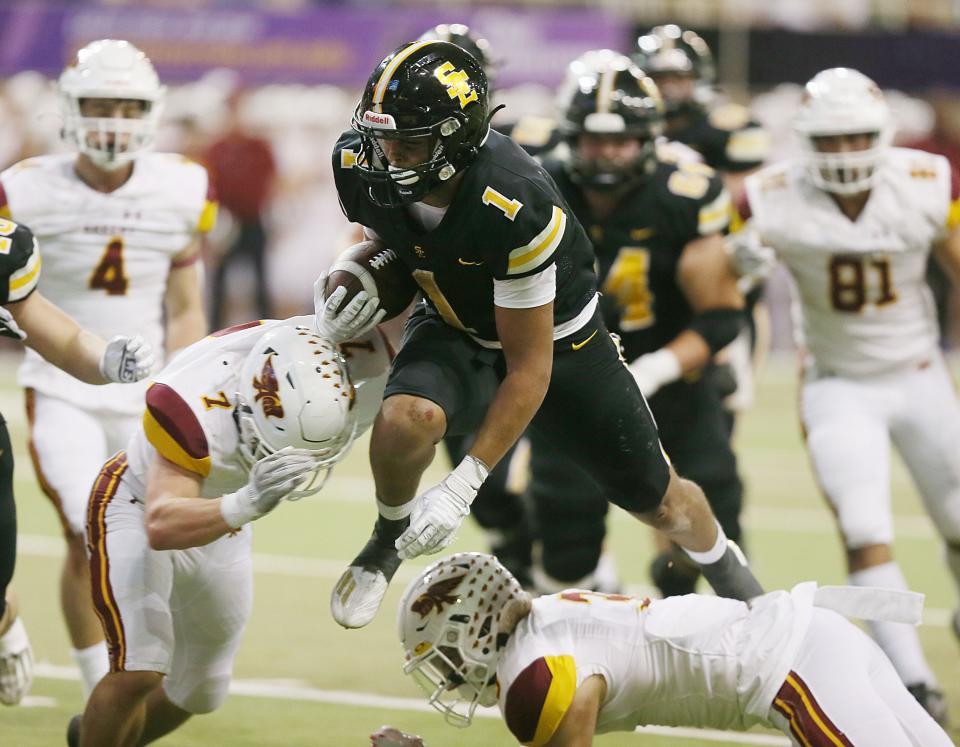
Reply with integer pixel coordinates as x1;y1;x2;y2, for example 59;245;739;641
947;197;960;229
8;243;40;301
197;199;218;233
698;190;732;235
0;205;10;219
527;655;577;747
372;40;437;113
507;206;565;275
144;405;212;477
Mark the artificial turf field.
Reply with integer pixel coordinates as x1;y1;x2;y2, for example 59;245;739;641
1;355;958;746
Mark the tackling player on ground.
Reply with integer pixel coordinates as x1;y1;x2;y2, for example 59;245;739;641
394;553;952;747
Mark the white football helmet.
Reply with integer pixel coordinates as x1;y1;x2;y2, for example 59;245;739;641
793;67;893;195
58;39;165;169
236;323;358;498
398;553;524;727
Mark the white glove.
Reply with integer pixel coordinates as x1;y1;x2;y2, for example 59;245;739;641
99;335;156;383
370;726;425;747
220;447;321;529
628;348;681;399
727;230;776;292
396;456;489;560
0;306;25;341
314;273;386;344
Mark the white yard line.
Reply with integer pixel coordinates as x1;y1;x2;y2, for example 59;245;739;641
17;533;955;627
32;663;789;745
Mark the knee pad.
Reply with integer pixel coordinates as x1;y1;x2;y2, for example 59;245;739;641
650;550;701;597
164;670;231;715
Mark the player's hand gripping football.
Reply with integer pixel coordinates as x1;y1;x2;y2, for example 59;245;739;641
396;456;489;559
99;334;156;383
314;273;386;344
220;447;320;529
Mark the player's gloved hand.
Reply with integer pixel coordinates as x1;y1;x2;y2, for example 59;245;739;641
220;447;320;529
396;456;489;560
99;335;156;383
727;230;776;292
314;273;386;344
0;306;25;341
628;348;681;399
370;726;425;747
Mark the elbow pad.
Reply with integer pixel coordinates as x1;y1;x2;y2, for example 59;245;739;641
689;308;744;354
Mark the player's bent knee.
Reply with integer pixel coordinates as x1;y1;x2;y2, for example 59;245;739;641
377;395;447;444
167;674;231;715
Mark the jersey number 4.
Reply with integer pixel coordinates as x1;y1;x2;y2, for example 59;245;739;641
603;247;654;330
89;238;129;296
829;255;897;312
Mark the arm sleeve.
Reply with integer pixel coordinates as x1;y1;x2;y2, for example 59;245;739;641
493;264;556;308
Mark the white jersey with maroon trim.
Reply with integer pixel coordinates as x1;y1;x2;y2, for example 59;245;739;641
496;588;814;746
122;318;389;499
0;152;217;413
746;147;956;378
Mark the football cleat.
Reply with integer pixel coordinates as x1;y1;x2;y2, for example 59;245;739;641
330;527;403;629
0;617;34;705
906;682;949;727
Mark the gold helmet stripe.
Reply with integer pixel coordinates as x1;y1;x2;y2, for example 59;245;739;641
597;66;616;114
372;40;438;113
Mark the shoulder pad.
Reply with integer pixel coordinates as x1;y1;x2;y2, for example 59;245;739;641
143;383;211;477
503;655;577;747
708;102;752;132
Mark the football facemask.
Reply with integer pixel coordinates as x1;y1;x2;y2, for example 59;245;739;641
398;552;525;727
351;40;492;208
58;39;165;170
794;68;893;195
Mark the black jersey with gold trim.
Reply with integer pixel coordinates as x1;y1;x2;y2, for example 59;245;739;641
334;129;596;344
670;103;769;174
542;157;730;361
0;217;41;307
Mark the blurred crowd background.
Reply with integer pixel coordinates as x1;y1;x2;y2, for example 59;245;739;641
5;0;960;344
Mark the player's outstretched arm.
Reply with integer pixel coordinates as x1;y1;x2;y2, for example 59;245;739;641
542;674;605;747
145;448;321;551
5;291;154;384
163;239;208;354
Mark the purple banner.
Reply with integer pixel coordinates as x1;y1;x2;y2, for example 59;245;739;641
0;2;630;87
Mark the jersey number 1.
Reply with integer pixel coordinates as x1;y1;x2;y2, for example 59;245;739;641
89;238;129;296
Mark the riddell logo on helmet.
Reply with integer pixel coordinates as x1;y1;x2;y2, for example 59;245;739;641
252;355;285;419
363;111;396;129
411;575;465;620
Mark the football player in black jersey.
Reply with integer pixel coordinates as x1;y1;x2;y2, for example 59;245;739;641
0;220;154;706
415;23;535;586
529;54;749;597
317;40;763;629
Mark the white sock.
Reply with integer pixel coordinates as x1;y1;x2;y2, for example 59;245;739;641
849;562;936;687
72;642;109;698
683;521;728;565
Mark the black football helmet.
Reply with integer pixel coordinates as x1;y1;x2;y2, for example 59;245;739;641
351;40;492;207
417;24;495;83
633;25;715;118
557;52;664;191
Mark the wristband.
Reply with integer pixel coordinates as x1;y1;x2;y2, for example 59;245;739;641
219;485;255;529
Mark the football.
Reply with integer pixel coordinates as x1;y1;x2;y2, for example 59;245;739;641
323;240;418;321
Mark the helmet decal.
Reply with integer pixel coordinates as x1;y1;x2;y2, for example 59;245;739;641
252;354;284;419
411;574;465;620
434;62;478;109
